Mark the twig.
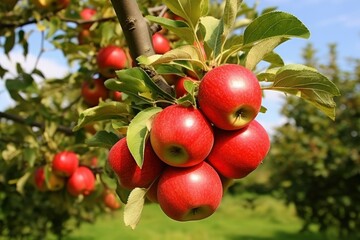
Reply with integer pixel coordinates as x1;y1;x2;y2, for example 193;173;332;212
0;111;74;136
110;0;173;95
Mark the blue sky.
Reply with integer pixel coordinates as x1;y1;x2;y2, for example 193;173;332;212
1;0;359;133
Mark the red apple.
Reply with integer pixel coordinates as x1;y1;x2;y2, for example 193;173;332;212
207;120;270;179
174;76;198;98
81;78;109;107
110;91;122;101
152;33;171;54
96;45;127;78
80;8;96;29
198;64;262;130
103;189;121;210
108;138;165;190
34;166;65;191
66;166;96;196
157;162;223;221
77;29;91;45
150;104;214;167
146;179;159;203
52;151;79;177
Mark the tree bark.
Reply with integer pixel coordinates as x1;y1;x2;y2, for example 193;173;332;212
110;0;173;96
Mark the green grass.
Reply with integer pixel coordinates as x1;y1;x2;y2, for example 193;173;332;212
63;195;334;240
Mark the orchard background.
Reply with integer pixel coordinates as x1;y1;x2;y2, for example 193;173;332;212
0;0;359;240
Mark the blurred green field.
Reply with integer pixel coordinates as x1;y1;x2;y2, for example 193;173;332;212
62;195;336;240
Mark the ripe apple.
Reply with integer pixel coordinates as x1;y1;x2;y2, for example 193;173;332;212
31;0;69;10
96;45;128;78
207;120;270;179
52;151;79;177
174;76;198;98
152;33;171;54
34;167;65;191
81;78;109;107
146;179;159;203
110;91;122;101
150;104;214;167
198;64;262;130
108;138;166;190
80;8;96;29
157;162;223;221
66;166;96;196
103;189;121;210
77;29;91;45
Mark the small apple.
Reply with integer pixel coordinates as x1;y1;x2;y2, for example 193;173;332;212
52;151;79;177
146;179;159;203
77;29;91;45
198;64;262;130
110;91;122;101
80;8;96;29
150;104;214;167
81;78;109;107
96;45;128;78
34;166;65;191
152;33;171;54
66;166;96;196
108;138;165;190
157;162;223;221
103;189;121;210
207;120;270;179
174;76;198;98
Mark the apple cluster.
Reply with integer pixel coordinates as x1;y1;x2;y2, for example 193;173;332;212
33;151;121;210
33;151;96;196
108;64;270;222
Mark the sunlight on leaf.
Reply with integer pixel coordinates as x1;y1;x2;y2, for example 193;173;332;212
124;188;147;230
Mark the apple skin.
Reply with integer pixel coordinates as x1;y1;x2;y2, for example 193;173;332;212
174;76;198;98
103;189;121;210
108;138;166;190
157;162;223;221
152;33;171;54
81;78;109;107
78;29;91;45
96;45;128;78
198;64;262;130
52;151;79;177
80;8;96;29
66;166;96;196
110;91;122;101
207;120;270;179
150;104;214;167
34;167;65;191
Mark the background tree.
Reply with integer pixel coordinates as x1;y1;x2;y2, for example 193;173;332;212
267;43;360;238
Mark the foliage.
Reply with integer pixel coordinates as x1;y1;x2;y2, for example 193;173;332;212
267;44;360;238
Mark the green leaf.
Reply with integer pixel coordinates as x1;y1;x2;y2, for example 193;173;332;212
163;0;208;29
245;37;288;70
116;183;132;204
146;15;194;44
243;11;310;46
223;0;243;36
264;64;341;120
73;101;131;131
123;188;147;230
16;171;32;195
85;131;120;149
149;45;207;70
4;30;15;55
200;16;224;58
127;107;162;168
262;52;285;68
